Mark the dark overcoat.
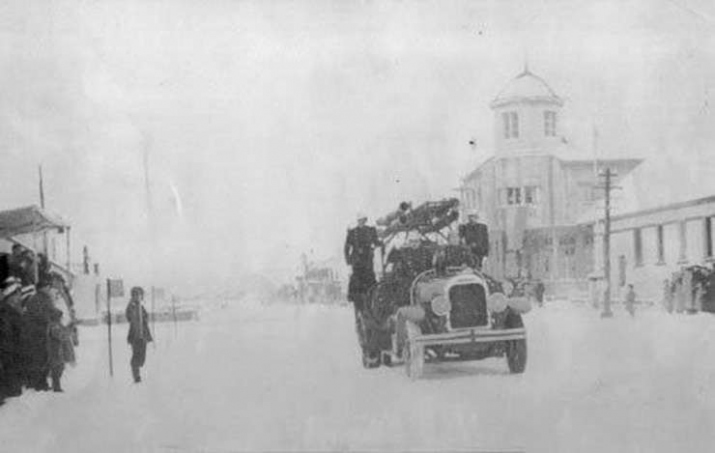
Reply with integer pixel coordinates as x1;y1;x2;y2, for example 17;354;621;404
459;222;490;257
23;291;55;373
125;301;153;344
344;225;381;304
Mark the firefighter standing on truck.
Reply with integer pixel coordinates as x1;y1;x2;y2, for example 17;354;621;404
459;211;489;270
344;212;382;311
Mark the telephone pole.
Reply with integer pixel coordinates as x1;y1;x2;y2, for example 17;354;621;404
597;167;619;318
38;165;48;255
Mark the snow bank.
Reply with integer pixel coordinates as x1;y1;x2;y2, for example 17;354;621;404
1;302;714;452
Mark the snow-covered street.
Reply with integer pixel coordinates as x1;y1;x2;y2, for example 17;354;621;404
1;301;714;452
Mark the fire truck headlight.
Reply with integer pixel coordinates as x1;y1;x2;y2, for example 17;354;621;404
430;295;451;317
488;292;508;313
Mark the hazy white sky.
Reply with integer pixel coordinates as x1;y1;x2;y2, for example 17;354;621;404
1;0;714;293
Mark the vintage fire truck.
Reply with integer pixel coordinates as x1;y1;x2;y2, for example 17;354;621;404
353;198;530;378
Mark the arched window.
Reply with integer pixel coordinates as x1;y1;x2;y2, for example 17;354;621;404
502;112;519;139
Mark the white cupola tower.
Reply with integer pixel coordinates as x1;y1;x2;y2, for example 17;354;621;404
490;67;563;156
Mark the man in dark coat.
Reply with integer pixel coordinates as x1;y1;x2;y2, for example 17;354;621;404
344;212;382;310
0;278;26;399
47;307;69;392
125;287;153;383
458;211;489;270
22;284;54;391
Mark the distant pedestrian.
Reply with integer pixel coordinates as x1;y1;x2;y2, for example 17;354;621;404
534;280;545;307
625;284;637;317
663;278;674;313
125;287;152;383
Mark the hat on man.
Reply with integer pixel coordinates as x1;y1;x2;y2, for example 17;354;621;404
3;276;21;286
356;211;368;221
20;285;36;300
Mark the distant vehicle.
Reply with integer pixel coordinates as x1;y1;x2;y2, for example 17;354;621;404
296;261;342;304
354;198;530;378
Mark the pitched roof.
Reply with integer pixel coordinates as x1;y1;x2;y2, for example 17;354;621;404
0;205;69;239
491;69;563;109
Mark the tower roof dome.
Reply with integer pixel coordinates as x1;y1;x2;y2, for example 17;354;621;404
491;68;563;109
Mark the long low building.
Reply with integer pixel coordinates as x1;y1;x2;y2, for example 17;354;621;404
599;194;715;304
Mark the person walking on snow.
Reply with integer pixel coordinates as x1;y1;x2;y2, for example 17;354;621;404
625;284;637;317
534;280;546;307
125;287;152;383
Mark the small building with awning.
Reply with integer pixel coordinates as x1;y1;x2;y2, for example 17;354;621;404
0;205;85;322
0;205;74;283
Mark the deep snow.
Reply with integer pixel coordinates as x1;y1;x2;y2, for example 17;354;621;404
1;300;714;452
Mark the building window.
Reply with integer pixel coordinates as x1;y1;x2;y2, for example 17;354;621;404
706;217;713;258
507;187;521;205
560;236;576;256
634;228;643;266
502;186;539;206
657;225;665;264
524;186;539;205
544;111;557;137
503;111;519;139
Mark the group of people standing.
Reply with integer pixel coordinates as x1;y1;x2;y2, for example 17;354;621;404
0;244;57;288
0;275;75;406
662;264;715;314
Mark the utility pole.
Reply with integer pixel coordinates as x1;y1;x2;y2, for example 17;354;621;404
38;165;46;208
38;165;48;255
597;167;619;318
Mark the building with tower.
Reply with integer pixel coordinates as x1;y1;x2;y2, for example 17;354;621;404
459;67;642;294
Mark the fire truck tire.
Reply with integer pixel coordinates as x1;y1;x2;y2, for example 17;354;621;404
403;321;424;379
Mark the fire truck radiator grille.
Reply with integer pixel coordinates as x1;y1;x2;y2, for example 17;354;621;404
449;284;488;328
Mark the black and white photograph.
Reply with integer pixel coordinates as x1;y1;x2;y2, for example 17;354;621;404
1;0;715;452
